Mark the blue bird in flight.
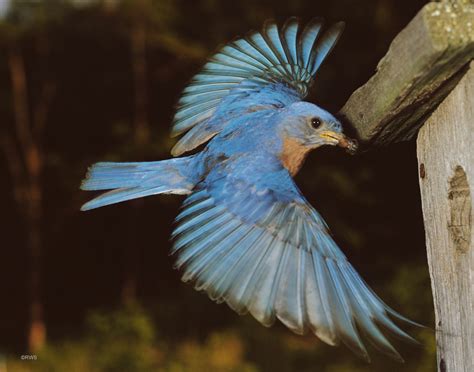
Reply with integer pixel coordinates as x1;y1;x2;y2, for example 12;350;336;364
81;18;419;361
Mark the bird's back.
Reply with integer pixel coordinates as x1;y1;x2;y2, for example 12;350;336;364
202;108;283;163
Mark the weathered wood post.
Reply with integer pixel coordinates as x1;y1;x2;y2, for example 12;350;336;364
417;62;473;372
339;1;474;370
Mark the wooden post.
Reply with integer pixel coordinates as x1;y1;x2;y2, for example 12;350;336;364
416;62;473;372
338;1;473;370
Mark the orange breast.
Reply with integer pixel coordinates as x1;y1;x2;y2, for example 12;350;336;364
279;138;310;176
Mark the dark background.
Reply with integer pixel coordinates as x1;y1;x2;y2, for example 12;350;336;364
0;0;435;371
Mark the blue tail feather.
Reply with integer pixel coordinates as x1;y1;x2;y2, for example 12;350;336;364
80;157;197;211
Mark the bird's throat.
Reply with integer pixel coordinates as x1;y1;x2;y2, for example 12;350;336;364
279;138;311;176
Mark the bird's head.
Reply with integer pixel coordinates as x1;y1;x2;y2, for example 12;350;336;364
278;101;357;154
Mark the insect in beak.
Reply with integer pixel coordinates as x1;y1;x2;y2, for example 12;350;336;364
319;131;358;155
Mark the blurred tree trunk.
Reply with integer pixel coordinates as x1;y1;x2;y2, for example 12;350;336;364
3;41;55;352
131;14;149;146
121;7;149;304
7;45;45;353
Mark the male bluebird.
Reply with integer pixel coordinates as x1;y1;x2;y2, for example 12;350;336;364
81;18;419;361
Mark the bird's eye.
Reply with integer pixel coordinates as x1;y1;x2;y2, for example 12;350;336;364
311;117;322;129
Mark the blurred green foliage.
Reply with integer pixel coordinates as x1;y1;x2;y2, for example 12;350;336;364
0;0;435;371
6;299;434;372
7;305;258;372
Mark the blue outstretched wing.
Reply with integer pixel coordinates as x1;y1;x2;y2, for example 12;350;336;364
171;18;345;156
171;154;419;362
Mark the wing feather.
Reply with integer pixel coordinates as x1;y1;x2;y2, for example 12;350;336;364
263;23;290;67
247;238;286;326
281;18;299;66
205;228;265;300
306;250;337;344
311;22;345;75
298;18;324;72
171;159;420;360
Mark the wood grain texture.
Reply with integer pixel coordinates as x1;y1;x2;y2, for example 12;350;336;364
417;62;474;372
340;0;474;146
